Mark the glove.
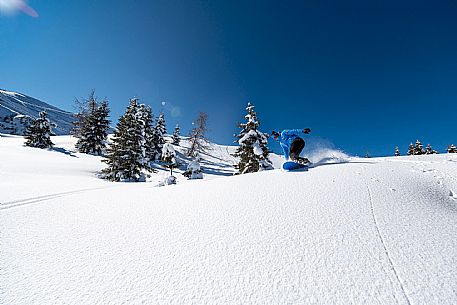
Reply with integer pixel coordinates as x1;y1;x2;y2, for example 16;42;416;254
303;128;311;134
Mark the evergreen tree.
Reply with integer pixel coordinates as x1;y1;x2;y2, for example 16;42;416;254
448;144;457;153
425;143;438;155
407;143;415;155
161;143;179;184
24;111;54;149
233;102;273;174
414;139;425;155
172;124;181;145
187;112;211;157
137;104;158;163
71;92;92;138
183;158;203;179
102;98;152;182
153;113;166;158
76;98;110;155
395;146;400;156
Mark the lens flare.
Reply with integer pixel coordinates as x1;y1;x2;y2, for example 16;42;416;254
0;0;38;17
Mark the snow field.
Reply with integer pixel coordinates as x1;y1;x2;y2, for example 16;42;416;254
1;135;457;304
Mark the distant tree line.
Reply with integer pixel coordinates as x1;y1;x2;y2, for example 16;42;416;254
21;94;279;182
394;139;456;156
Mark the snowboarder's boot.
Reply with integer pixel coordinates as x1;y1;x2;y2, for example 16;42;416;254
293;156;310;164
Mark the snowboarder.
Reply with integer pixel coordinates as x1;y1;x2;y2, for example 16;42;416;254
271;128;311;164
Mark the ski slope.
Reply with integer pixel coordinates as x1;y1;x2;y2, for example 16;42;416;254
1;135;457;304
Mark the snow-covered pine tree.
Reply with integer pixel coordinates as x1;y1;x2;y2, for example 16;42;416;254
161;143;179;184
172;124;181;145
448;144;457;153
425;143;438;155
71;92;92;138
153;113;166;158
414;140;425;155
96;99;110;142
75;96;96;150
425;144;432;154
233;102;273;174
137;104;158;164
183;158;203;179
407;143;414;155
395;146;400;156
24;111;54;149
102;98;152;182
76;98;110;155
187;112;210;157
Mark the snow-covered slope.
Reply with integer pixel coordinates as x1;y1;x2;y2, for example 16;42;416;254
1;135;457;304
0;89;74;135
0;135;242;203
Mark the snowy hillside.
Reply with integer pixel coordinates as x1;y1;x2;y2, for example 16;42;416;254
0;89;74;135
0;135;244;202
1;135;457;304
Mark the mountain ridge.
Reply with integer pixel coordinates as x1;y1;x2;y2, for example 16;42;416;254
0;89;74;135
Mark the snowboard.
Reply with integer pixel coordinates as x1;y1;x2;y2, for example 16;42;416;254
282;161;309;171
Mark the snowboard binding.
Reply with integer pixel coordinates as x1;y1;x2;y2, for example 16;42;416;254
293;157;311;165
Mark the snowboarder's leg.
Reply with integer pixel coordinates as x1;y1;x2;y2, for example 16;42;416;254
280;142;290;160
289;137;309;163
289;137;305;160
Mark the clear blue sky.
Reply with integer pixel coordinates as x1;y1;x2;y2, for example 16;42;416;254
1;0;456;156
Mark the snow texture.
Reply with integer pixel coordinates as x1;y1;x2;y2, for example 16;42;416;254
1;135;457;304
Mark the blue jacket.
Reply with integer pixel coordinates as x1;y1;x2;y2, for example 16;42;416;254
279;129;305;160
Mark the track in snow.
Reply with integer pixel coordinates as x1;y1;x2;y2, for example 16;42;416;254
365;182;412;305
0;185;118;211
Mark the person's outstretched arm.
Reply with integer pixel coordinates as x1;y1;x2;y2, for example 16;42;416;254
282;128;311;136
